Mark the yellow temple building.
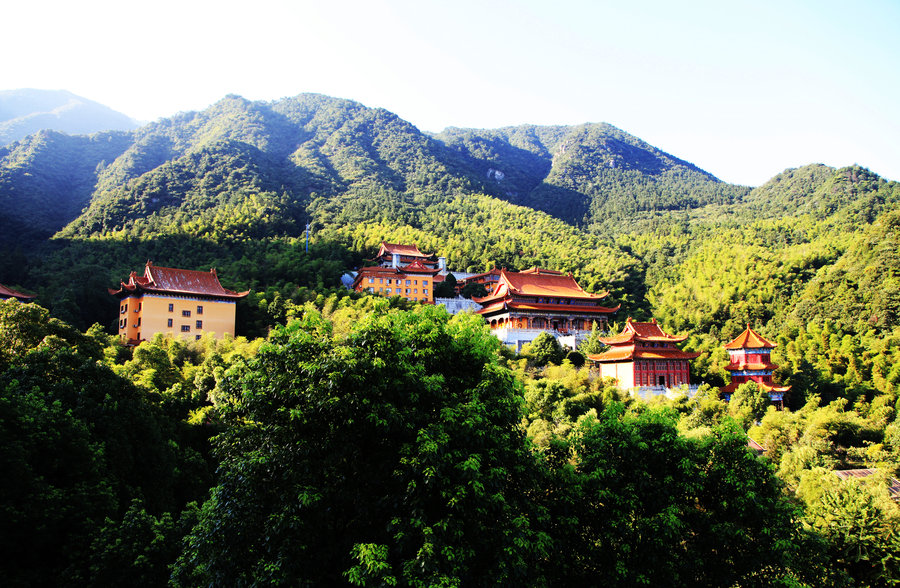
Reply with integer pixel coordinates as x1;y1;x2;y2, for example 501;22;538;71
109;262;248;344
351;242;447;304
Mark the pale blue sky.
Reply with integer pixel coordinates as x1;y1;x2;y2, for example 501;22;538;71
3;0;898;186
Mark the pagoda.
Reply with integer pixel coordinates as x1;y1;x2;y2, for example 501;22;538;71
0;282;36;302
109;262;249;345
720;325;790;407
587;318;699;390
472;267;619;349
352;242;447;304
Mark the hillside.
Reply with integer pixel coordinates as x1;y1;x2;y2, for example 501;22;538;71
0;92;897;345
0;89;139;146
435;123;748;228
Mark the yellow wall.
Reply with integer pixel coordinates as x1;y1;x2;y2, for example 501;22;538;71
357;274;435;304
117;294;237;342
598;362;635;389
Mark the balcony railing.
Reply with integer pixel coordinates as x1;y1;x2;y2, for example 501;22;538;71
631;385;700;400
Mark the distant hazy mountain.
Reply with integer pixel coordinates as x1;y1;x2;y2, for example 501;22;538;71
0;89;139;145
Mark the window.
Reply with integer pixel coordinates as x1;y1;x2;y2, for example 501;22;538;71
137;302;142;312
181;325;190;332
406;279;411;285
423;280;429;285
379;278;383;284
414;280;418;285
369;277;375;283
137;317;141;326
123;303;128;313
182;310;191;317
196;320;203;330
197;305;203;315
196;335;202;341
167;318;173;328
168;303;174;312
386;288;392;294
424;289;428;295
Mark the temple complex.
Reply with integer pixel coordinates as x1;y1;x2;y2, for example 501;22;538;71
351;242;446;304
0;282;36;302
473;267;619;349
720;325;790;407
587;318;699;390
109;262;248;345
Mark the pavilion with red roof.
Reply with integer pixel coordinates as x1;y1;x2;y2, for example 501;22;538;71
472;267;619;349
587;318;699;391
720;325;790;406
0;282;36;302
109;261;248;344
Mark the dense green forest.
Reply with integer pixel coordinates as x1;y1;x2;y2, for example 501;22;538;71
3;92;900;584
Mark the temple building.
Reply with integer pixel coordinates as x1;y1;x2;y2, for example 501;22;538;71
109;262;248;345
720;325;790;406
473;267;619;349
587;318;699;391
0;282;36;302
352;242;446;304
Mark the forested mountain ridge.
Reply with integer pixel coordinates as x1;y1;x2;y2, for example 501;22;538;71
0;91;897;344
436;123;747;228
2;92;750;248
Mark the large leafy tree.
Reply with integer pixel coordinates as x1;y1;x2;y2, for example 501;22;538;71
0;301;194;585
175;304;550;586
548;404;814;586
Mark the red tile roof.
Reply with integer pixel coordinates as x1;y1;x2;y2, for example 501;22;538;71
474;268;613;304
599;318;688;345
376;242;429;258
352;264;440;289
109;262;249;299
747;437;766;455
0;282;36;301
724;326;776;349
587;345;700;362
833;469;900;499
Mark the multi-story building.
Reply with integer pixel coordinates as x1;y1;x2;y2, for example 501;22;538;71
109;261;248;345
587;318;699;391
720;325;790;406
352;242;446;304
473;267;619;349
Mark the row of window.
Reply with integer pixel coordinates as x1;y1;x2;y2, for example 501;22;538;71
367;277;429;286
367;287;429;296
166;318;203;330
634;360;688;370
169;303;203;315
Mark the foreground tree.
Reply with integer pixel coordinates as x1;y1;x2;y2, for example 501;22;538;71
174;304;551;586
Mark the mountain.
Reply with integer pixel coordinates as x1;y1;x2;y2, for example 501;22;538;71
434;123;748;228
0;89;139;146
1;91;898;341
3;93;748;248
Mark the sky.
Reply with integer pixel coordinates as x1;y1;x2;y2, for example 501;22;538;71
3;0;898;186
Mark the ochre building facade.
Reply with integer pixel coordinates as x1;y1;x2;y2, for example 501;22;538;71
109;262;248;344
